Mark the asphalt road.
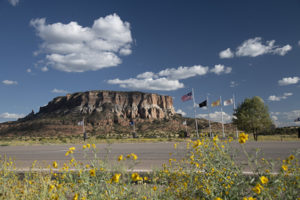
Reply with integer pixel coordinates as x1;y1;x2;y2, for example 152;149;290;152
0;141;299;171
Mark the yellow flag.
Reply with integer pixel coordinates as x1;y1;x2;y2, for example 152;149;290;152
211;99;220;107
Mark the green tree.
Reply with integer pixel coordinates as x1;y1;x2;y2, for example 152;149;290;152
233;96;273;141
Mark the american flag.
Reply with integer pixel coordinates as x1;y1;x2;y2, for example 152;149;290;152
181;92;193;102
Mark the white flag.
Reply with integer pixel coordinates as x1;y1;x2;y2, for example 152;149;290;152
183;120;187;125
223;98;233;106
78;120;84;126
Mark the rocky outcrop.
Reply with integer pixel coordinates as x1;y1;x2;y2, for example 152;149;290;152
34;90;175;124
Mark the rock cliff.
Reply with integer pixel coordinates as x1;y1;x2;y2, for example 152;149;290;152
33;90;175;124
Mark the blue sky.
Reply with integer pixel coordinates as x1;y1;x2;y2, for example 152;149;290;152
0;0;299;127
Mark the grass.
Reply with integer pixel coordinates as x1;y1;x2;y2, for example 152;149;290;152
0;132;298;146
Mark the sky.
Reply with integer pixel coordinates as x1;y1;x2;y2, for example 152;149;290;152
0;0;299;127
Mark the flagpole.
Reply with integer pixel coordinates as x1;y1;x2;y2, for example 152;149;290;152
192;88;199;138
220;96;225;138
233;94;239;139
207;96;212;138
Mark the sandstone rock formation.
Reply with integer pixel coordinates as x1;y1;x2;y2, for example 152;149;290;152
33;90;175;124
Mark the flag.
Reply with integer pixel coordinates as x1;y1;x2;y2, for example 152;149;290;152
211;99;220;107
78;120;84;126
199;100;207;108
223;98;233;106
129;120;134;126
183;120;187;125
294;117;300;122
181;92;193;102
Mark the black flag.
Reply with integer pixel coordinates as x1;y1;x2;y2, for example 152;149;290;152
199;100;207;108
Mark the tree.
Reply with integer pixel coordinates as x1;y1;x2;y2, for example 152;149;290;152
233;96;273;141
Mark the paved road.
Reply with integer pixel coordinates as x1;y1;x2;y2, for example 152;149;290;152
0;141;299;170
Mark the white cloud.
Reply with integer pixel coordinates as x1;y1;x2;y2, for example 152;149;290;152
219;48;234;58
278;77;300;86
158;65;209;80
41;66;49;72
210;64;232;75
230;81;238;88
8;0;19;6
176;109;186;116
30;14;132;72
136;72;157;79
235;37;292;57
271;115;278;121
2;80;18;85
197;111;232;123
108;77;184;91
27;68;32;73
298;41;300;46
52;88;68;94
271;110;300;127
268;92;293;101
0;112;24;119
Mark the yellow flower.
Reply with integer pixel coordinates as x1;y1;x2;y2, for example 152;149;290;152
111;173;121;183
214;198;223;200
282;164;288;171
82;145;87;149
86;144;90;148
131;153;138;160
92;144;96;149
52;161;58;168
73;193;78;200
193;139;202;148
239;132;248;144
252;184;262;194
118;155;123;161
131;173;143;182
65;151;70;156
144;176;149;181
85;164;90;168
69;147;76;151
260;176;268;184
174;143;177;149
49;184;55;192
90;168;96;177
289;155;295;160
213;135;219;143
153;185;157;191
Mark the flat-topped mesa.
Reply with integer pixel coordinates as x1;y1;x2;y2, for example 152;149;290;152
36;90;175;122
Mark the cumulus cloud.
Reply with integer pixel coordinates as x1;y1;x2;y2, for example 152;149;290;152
8;0;19;6
176;109;186;116
27;68;32;73
41;66;49;72
268;92;293;101
219;48;234;58
270;110;300;127
298;41;300;46
236;37;292;57
210;64;232;75
197;111;232;123
108;64;231;91
278;77;300;86
108;77;184;91
0;112;24;119
30;14;132;72
2;80;18;85
158;65;209;80
52;88;68;94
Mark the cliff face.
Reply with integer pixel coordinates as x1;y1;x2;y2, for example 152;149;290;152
36;90;175;123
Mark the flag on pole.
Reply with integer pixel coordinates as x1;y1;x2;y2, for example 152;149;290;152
211;99;220;107
199;100;207;108
181;92;193;102
183;120;187;125
78;120;84;126
294;117;300;122
223;98;234;106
